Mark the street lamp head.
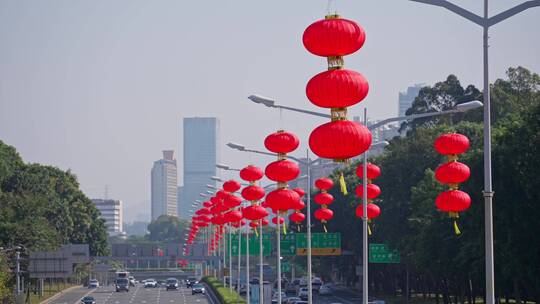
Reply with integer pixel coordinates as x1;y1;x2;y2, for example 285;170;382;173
199;193;208;197
248;94;276;107
206;184;217;189
206;190;214;194
226;142;246;151
216;163;231;170
372;141;390;148
210;176;223;182
455;100;483;112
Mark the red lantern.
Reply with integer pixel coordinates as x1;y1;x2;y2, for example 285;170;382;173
272;217;285;225
264;130;300;154
249;221;259;228
225;210;243;223
292;187;306;197
223;180;241;193
242;205;268;221
315;178;334;191
355;184;381;200
306;69;369;108
266;189;300;212
290;199;305;210
303;17;366;57
355;203;381;219
435;190;471;213
314;192;334;205
241;185;265;201
203;201;213;208
224;194;242;208
434;133;470;155
261;218;270;226
290;212;305;223
309;120;372;161
435;162;471;185
356;163;381;180
265;160;300;182
216;190;229;199
240;165;264;182
314;208;333;222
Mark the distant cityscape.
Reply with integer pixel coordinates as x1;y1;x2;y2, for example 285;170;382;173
90;86;422;237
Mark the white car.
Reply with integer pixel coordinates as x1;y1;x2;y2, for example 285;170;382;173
297;287;309;301
318;284;332;295
88;279;99;288
144;279;158;288
286;297;301;304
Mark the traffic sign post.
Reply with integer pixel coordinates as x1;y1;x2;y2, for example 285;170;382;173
369;244;400;263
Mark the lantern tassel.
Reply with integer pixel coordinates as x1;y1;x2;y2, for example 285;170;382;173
339;172;348;195
368;224;372;236
323;224;328;233
254;227;259;237
283;222;287;235
453;220;461;235
297;225;300;232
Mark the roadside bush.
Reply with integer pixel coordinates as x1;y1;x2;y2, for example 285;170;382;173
202;276;246;304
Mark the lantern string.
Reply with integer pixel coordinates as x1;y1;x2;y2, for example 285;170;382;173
339;172;348;195
453;220;462;235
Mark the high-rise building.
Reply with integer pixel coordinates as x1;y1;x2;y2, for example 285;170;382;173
182;117;220;219
398;84;423;117
91;199;123;236
151;150;178;220
177;186;184;217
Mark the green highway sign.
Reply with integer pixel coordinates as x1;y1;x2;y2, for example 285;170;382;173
369;243;400;263
229;234;272;256
280;234;296;256
296;233;341;255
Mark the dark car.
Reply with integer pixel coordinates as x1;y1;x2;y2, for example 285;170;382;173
115;278;130;292
192;283;205;295
166;278;179;290
81;296;96;304
186;277;198;288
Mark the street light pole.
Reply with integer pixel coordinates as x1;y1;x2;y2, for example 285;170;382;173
259;220;264;304
276;214;282;304
408;2;540;303
306;149;313;304
230;225;233;292
362;108;369;304
246;223;250;304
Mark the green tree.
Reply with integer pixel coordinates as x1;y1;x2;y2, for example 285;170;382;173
147;215;189;243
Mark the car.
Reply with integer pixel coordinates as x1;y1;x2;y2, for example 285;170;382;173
128;276;136;286
115;278;129;292
166;278;179;290
368;299;386;304
271;292;287;303
286;296;301;304
318;284;332;295
285;283;297;293
80;296;96;304
293;302;308;304
186;277;198;287
144;278;158;288
192;283;205;295
311;277;323;291
88;279;99;288
297;287;309;301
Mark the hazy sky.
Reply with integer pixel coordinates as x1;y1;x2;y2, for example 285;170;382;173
1;1;539;222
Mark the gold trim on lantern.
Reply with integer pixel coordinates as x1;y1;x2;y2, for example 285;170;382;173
330;108;348;121
327;56;344;70
325;14;340;19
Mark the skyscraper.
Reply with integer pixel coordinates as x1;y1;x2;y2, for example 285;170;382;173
182;117;219;219
398;84;423;117
151;150;178;220
91;199;124;236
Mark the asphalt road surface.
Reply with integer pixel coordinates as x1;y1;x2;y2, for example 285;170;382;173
49;284;211;304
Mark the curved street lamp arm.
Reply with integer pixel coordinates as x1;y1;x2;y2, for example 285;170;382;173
276;105;331;119
368;108;462;130
409;0;485;26
488;0;540;26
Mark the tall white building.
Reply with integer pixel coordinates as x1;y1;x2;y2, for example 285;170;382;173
398;84;423;117
91;199;123;235
151;150;178;220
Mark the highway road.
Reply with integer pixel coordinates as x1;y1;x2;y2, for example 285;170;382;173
48;284;211;304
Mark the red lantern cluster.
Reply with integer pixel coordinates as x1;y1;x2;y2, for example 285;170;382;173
264;130;303;232
240;165;268;232
289;187;307;230
303;15;372;163
433;133;472;235
355;163;382;234
314;178;334;232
